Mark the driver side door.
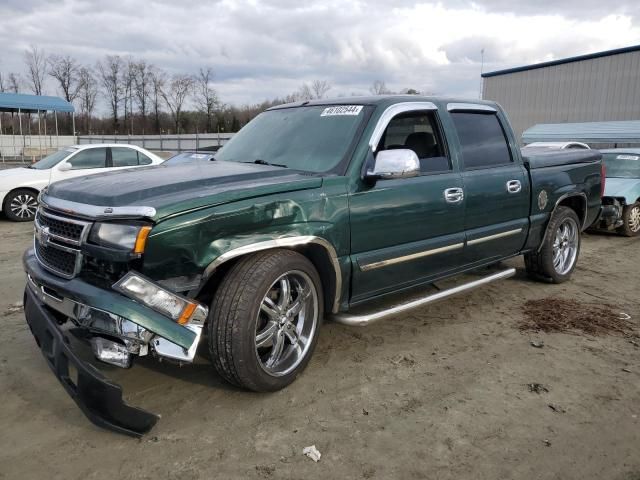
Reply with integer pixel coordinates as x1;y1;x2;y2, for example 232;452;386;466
50;147;109;183
349;105;466;304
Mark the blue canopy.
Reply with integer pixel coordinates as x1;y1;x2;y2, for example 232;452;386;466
523;120;640;144
0;92;75;113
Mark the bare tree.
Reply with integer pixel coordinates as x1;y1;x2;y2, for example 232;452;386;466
297;83;313;101
0;70;5;93
77;67;98;133
133;60;152;132
370;80;391;95
149;67;165;133
121;56;136;133
24;45;47;95
8;73;21;93
161;74;194;133
194;67;219;133
96;55;123;132
48;54;81;103
311;79;331;99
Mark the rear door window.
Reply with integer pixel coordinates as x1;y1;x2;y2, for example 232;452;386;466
451;113;512;169
67;148;107;169
111;147;140;167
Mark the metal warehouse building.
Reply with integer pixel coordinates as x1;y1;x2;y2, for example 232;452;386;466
481;45;640;143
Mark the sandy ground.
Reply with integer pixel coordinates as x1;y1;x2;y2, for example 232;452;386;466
0;220;638;480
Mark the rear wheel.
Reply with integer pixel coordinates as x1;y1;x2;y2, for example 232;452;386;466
617;202;640;237
525;206;581;283
3;189;38;222
208;249;323;391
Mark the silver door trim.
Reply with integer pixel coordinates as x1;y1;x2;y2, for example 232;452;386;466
369;102;438;151
467;228;523;246
359;242;464;271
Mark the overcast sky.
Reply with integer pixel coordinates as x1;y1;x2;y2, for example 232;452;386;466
1;0;639;109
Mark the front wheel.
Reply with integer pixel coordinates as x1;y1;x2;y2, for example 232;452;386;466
3;189;38;222
617;202;640;237
208;249;323;392
525;206;581;283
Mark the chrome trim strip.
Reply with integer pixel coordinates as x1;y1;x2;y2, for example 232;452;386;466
333;268;516;326
199;236;343;314
447;103;497;113
467;228;523;246
369;102;438;151
41;193;156;220
359;242;464;272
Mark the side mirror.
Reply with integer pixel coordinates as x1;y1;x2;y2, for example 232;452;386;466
57;162;72;172
365;149;420;181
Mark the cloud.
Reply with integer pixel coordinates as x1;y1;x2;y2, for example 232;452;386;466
0;0;638;110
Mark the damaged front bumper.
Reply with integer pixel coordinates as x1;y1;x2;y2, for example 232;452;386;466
22;249;207;435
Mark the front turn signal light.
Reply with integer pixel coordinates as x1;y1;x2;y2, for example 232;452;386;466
134;226;152;254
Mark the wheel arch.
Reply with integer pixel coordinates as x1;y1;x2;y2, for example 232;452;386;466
2;186;40;207
193;236;342;314
537;192;587;252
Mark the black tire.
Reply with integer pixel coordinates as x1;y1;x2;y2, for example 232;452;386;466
617;202;640;237
525;206;581;283
3;188;39;222
208;249;324;392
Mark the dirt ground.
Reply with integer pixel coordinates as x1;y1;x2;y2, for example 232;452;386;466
0;220;638;480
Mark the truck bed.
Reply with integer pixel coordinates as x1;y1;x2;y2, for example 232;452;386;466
522;148;602;169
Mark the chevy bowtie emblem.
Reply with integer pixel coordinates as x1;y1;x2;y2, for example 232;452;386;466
36;226;51;247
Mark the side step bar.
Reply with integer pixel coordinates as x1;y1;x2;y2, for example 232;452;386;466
332;268;516;327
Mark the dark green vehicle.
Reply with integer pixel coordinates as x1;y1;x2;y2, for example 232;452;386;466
22;96;603;435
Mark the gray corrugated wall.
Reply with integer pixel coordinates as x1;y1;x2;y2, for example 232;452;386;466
482;49;640;143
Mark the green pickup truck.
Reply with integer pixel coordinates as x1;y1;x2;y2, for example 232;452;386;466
22;96;603;436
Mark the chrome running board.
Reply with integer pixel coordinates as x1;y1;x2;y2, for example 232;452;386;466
332;268;516;327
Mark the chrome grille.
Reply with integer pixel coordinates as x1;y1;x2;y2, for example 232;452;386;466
34;239;79;277
33;208;92;279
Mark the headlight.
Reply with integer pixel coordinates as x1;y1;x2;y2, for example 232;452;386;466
113;272;208;325
89;223;152;253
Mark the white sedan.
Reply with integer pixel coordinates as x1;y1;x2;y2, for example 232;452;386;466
0;144;164;221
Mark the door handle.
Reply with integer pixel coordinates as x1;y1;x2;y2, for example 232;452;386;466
444;187;464;204
506;180;522;193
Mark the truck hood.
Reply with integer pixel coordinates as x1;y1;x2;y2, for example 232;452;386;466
45;161;323;219
604;177;640;203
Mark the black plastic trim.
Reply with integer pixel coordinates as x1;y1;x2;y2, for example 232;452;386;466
23;286;159;437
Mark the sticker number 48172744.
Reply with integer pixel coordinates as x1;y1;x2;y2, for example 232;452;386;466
321;105;363;116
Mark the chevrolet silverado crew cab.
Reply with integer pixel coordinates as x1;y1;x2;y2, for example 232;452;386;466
22;96;603;436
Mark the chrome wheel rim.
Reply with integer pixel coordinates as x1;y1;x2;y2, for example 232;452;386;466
629;206;640;233
10;193;38;219
552;217;579;275
255;270;318;377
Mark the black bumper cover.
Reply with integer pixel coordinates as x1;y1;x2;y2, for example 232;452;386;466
23;286;159;437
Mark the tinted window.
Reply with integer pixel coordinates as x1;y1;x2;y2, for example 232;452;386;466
111;147;139;167
380;111;450;173
451;113;512;169
138;152;153;165
215;105;366;173
32;148;76;170
67;148;107;169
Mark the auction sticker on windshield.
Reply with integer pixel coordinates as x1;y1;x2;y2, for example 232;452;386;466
321;105;363;116
617;155;639;160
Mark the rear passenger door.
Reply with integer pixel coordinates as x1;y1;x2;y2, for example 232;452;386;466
109;147;154;170
448;105;529;264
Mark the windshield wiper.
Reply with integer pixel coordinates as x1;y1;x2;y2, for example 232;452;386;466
243;159;288;168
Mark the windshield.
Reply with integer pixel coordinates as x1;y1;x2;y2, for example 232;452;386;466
215;105;367;173
165;152;214;165
603;153;640;178
31;148;76;170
